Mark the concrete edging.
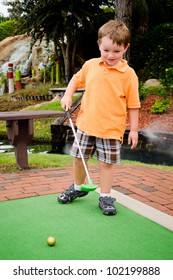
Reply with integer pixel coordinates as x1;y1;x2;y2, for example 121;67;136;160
96;188;173;232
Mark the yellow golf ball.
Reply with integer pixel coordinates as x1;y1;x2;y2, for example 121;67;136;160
47;236;56;246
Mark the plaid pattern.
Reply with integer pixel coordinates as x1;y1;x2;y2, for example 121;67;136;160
70;129;121;164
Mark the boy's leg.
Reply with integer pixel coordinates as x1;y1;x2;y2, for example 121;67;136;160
98;161;117;215
57;157;89;204
57;129;94;204
96;138;121;215
57;158;89;203
99;161;114;193
73;157;88;185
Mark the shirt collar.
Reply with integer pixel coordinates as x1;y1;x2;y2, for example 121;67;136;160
99;57;128;72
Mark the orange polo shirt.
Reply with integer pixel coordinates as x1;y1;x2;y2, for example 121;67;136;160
72;58;140;141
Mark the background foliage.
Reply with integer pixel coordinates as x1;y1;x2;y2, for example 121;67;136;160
0;0;173;83
0;19;19;41
130;23;173;81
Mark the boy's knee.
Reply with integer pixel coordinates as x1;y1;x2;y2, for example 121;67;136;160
74;157;88;167
99;160;113;169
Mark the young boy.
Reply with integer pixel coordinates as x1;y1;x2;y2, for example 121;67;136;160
57;20;140;215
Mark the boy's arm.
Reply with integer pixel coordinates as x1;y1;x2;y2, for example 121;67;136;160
127;108;139;149
61;79;78;111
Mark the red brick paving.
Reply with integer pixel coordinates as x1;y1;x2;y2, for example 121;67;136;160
0;164;173;216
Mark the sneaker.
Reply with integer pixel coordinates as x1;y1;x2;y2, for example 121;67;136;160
57;184;89;204
99;196;117;215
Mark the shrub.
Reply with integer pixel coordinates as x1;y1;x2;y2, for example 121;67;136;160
0;19;20;41
160;67;173;95
139;83;150;100
139;84;168;100
11;83;51;97
151;99;171;114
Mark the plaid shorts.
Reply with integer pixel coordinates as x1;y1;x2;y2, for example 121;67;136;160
70;129;121;164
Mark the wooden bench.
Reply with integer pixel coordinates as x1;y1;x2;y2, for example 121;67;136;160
0;110;65;169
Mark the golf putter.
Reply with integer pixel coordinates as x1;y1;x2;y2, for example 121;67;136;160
66;110;97;192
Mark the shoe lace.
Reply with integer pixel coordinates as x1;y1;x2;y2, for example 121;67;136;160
64;185;76;195
102;196;115;206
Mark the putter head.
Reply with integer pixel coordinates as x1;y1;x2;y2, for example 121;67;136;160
80;180;97;192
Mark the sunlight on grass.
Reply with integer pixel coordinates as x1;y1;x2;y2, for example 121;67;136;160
26;101;63;111
0;153;172;173
0;153;98;173
24;95;80;111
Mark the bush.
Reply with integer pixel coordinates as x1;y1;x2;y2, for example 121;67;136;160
0;19;20;41
151;99;171;114
11;83;51;97
160;67;173;94
139;83;149;100
139;84;168;100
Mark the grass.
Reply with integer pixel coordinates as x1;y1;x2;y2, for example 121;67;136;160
0;153;74;173
11;83;51;96
0;153;172;173
0;94;38;111
0;153;97;173
26;101;63;111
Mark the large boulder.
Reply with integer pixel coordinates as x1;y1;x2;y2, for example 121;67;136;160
0;34;54;76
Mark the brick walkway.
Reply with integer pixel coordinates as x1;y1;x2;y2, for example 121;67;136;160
0;164;173;217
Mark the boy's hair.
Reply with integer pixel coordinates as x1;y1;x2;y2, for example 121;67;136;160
98;20;130;47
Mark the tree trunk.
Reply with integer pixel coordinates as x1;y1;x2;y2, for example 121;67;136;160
114;0;132;31
58;38;77;83
72;40;77;75
65;41;71;82
114;0;132;62
59;41;70;83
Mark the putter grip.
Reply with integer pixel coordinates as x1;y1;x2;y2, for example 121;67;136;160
66;110;71;119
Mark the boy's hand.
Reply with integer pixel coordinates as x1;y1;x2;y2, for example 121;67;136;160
128;130;138;149
61;95;72;111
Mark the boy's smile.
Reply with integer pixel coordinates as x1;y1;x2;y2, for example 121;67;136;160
98;36;129;67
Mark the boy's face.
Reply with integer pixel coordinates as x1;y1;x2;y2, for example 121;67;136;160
98;36;129;67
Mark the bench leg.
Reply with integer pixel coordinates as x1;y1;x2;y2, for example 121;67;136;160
6;119;33;169
15;141;29;169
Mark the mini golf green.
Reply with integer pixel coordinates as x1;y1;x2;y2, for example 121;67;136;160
0;193;173;260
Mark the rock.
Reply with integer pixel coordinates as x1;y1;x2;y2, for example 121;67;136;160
0;34;54;76
144;79;162;87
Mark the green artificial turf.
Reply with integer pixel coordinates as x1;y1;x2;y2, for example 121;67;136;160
0;193;173;260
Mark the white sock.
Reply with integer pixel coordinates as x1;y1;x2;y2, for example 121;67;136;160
74;183;82;191
100;193;111;198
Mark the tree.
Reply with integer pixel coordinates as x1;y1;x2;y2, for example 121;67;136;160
114;0;132;30
114;0;173;33
114;0;132;61
0;19;19;41
6;0;114;81
114;0;173;66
